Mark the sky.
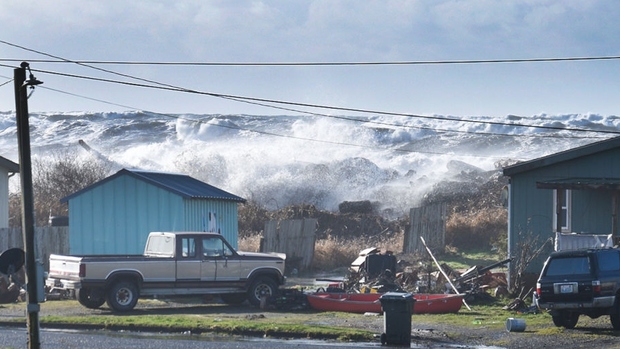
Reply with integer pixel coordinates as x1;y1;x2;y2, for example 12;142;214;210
0;0;619;118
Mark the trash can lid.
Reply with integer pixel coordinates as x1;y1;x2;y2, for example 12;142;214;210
380;292;414;300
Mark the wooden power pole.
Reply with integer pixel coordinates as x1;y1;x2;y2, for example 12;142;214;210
14;61;42;349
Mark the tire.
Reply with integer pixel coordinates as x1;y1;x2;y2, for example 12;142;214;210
76;287;105;309
552;310;579;329
105;281;139;312
610;300;620;330
221;293;247;305
247;276;278;306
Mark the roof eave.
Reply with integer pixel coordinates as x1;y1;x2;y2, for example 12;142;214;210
504;136;620;177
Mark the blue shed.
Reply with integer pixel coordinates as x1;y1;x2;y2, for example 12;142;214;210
60;168;246;255
503;136;620;274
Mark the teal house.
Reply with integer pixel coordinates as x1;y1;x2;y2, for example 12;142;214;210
61;168;246;254
503;136;620;274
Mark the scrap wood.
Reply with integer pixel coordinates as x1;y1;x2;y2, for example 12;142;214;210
420;236;471;311
454;258;513;283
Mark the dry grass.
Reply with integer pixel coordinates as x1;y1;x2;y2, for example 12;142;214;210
446;207;507;251
240;231;404;272
238;234;262;252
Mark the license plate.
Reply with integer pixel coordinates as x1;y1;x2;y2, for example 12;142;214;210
560;284;574;293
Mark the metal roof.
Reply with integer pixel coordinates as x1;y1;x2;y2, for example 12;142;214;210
61;168;246;203
0;156;19;173
503;136;620;176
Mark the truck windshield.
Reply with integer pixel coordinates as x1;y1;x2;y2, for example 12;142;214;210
545;256;591;276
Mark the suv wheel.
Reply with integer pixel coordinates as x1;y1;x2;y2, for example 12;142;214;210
610;300;620;330
552;310;579;329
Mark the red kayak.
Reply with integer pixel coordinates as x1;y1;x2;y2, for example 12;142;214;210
306;292;464;314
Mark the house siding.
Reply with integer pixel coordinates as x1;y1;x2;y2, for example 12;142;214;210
183;199;240;249
0;169;10;229
69;174;185;254
506;143;620;273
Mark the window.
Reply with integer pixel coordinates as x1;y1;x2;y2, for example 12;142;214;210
181;238;196;258
545;256;591;276
598;251;620;272
203;237;223;257
553;189;571;232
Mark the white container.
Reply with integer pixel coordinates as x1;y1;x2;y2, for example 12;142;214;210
506;318;526;332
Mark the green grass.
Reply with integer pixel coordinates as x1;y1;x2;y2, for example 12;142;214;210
1;298;549;336
439;248;505;270
417;300;550;330
0;301;375;342
38;314;373;341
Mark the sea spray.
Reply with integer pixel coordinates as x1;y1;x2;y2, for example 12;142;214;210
0;111;613;216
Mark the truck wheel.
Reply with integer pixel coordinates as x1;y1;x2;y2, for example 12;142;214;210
76;288;105;309
221;293;247;305
552;310;579;329
106;281;139;312
247;277;278;306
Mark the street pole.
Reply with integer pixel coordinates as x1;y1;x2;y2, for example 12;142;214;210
14;62;41;349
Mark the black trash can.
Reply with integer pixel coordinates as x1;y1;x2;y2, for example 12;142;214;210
379;292;415;346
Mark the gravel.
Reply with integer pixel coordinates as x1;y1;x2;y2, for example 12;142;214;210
2;299;620;348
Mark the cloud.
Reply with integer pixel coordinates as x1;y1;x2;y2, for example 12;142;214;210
1;1;619;116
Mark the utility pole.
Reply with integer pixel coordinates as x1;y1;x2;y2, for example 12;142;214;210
14;61;42;349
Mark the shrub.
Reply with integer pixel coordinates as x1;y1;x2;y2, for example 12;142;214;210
10;150;111;227
446;207;507;250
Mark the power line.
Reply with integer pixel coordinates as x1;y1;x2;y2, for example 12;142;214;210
8;62;600;142
34;86;489;158
2;56;620;66
33;66;620;136
2;40;618;136
2;40;617;143
3;67;612;159
41;83;607;145
0;77;12;88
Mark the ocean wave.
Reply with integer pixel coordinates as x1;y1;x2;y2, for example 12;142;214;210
0;111;617;215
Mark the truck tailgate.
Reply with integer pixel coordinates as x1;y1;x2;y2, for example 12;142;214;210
48;254;83;279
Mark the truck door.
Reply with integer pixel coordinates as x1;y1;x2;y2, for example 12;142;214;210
177;237;202;280
202;236;240;282
217;241;241;282
200;237;220;281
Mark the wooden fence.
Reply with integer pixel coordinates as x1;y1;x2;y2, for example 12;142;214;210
0;227;69;271
403;203;447;254
261;219;317;271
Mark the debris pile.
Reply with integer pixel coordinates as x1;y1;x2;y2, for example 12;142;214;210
335;246;512;304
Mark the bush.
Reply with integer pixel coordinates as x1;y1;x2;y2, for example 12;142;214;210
446;207;507;250
10;150;112;227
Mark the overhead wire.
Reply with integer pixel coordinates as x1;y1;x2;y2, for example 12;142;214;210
0;40;617;159
2;55;620;66
37;85;468;157
31;66;620;136
1;40;617;136
0;41;617;135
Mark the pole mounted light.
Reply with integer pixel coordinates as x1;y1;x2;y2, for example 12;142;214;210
14;61;42;349
22;62;43;88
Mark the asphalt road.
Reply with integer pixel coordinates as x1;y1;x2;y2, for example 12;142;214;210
1;327;384;349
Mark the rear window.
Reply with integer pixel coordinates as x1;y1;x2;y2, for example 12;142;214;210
145;235;175;257
545;256;591;276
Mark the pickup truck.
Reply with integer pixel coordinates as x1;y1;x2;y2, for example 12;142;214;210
535;248;620;329
46;232;286;312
